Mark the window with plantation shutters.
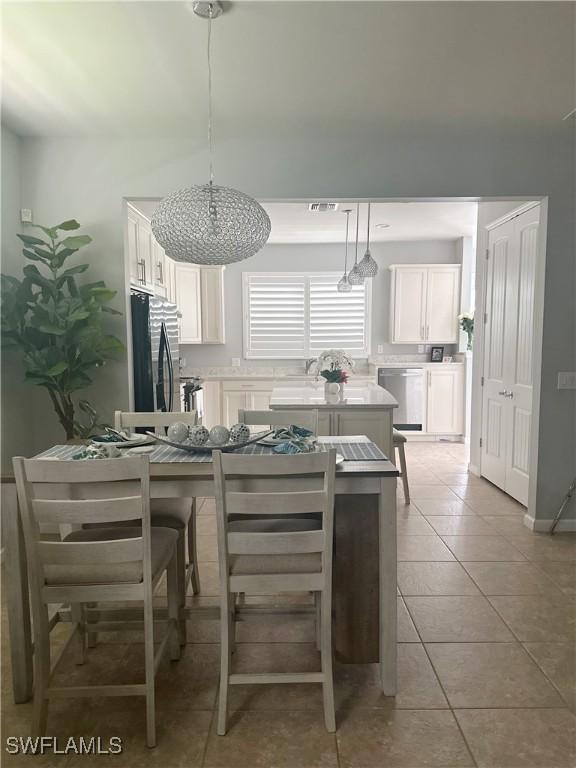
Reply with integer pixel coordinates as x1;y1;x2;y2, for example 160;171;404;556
243;273;371;359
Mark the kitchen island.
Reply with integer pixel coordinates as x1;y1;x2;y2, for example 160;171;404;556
270;379;398;458
271;379;399;669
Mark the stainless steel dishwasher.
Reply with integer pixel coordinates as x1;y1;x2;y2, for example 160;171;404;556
377;367;424;431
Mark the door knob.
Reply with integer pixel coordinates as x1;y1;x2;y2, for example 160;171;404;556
498;390;507;396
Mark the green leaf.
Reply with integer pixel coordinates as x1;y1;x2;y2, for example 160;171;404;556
56;220;81;231
101;306;122;315
23;249;50;263
34;226;58;239
37;323;66;336
17;234;46;246
46;361;69;376
60;264;89;277
59;235;92;251
90;288;117;302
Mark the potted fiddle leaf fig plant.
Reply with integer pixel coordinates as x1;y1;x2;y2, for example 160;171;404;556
1;220;124;440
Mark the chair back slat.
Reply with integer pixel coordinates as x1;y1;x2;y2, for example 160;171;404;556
238;409;318;435
115;410;197;434
32;496;143;525
219;451;329;476
22;457;146;484
225;490;325;516
38;537;143;565
227;530;324;556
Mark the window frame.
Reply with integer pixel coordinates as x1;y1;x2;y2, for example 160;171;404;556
242;271;372;359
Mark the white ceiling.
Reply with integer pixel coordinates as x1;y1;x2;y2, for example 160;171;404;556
131;199;478;243
2;2;572;137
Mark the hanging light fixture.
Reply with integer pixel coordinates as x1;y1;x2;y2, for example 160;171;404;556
357;202;378;278
347;202;365;286
337;209;353;293
151;1;271;265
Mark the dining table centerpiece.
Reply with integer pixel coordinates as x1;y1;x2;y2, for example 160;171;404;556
312;349;355;399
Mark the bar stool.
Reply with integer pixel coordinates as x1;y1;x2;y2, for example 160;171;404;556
393;428;410;504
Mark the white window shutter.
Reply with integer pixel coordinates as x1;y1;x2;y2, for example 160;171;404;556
309;275;368;355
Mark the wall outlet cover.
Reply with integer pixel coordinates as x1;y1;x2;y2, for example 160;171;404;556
377;344;384;354
557;371;576;390
20;208;33;223
231;358;241;367
418;345;425;354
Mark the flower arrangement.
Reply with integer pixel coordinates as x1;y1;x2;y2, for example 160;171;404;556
458;311;474;350
312;349;355;383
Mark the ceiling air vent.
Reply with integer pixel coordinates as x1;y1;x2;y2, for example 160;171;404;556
308;202;339;212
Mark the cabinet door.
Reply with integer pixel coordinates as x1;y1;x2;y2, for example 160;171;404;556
334;411;393;458
426;368;463;434
175;264;202;344
152;239;167;296
248;390;272;412
164;256;176;305
222;391;247;427
425;266;460;343
201;267;225;343
201;380;222;429
126;209;141;286
317;412;331;437
391;267;427;343
136;218;154;291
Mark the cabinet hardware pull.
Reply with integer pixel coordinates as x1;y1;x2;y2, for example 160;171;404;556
420;326;425;340
426;325;429;340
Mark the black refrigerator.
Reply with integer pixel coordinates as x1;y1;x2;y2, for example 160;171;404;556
131;292;180;413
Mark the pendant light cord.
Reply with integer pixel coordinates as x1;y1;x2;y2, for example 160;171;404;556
354;202;360;266
344;210;350;272
366;202;371;251
207;6;214;184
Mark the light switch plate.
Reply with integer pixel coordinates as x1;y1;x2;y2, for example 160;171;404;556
20;208;33;223
231;358;241;367
418;345;424;354
558;372;576;390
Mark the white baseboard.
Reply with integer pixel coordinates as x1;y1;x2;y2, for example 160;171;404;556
468;463;480;477
524;512;576;533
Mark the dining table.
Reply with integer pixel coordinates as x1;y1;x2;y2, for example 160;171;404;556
2;434;399;705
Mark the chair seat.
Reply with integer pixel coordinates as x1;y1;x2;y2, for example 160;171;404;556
228;516;322;575
393;428;407;444
45;527;178;586
150;498;193;529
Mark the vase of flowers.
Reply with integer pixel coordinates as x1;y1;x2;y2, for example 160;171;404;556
311;349;355;400
458;312;474;351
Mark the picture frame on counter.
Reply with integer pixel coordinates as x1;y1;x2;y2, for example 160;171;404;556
430;346;444;363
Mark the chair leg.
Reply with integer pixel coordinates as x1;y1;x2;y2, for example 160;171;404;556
176;532;187;646
71;604;87;665
315;592;321;652
320;592;336;733
188;499;201;595
217;596;231;736
166;555;182;662
143;598;156;748
398;443;410;504
86;602;98;648
31;607;50;736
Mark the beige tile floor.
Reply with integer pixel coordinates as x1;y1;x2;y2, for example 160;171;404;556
2;441;575;767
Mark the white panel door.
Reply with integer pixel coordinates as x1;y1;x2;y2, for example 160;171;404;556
426;368;464;434
505;208;539;505
175;264;202;344
391;267;427;343
481;206;539;505
425;266;461;343
482;221;513;490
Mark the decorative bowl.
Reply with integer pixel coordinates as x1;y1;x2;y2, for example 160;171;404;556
147;429;273;454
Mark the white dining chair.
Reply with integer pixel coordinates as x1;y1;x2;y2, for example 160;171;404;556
115;411;200;607
213;449;337;735
13;455;182;748
238;408;319;435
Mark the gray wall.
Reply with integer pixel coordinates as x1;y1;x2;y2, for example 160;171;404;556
180;239;460;371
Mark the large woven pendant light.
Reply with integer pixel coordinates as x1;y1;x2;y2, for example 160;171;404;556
337;209;353;293
357;202;378;278
151;1;271;265
347;202;365;286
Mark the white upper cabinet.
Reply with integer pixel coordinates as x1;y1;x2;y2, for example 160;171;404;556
127;205;155;292
174;263;226;345
152;239;167;297
390;264;461;344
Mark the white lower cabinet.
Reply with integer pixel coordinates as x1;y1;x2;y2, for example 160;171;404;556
425;367;464;434
220;380;274;428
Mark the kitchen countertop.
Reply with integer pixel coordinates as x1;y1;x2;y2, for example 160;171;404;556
270;380;398;409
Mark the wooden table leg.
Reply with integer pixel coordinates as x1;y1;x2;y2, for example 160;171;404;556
379;476;397;694
2;482;33;703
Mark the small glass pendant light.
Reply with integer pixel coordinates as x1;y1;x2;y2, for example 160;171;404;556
337;209;353;292
358;202;378;278
348;202;365;285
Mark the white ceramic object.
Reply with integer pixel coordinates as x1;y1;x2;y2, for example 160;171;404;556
189;425;210;446
209;425;230;446
229;423;250;444
167;421;190;443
